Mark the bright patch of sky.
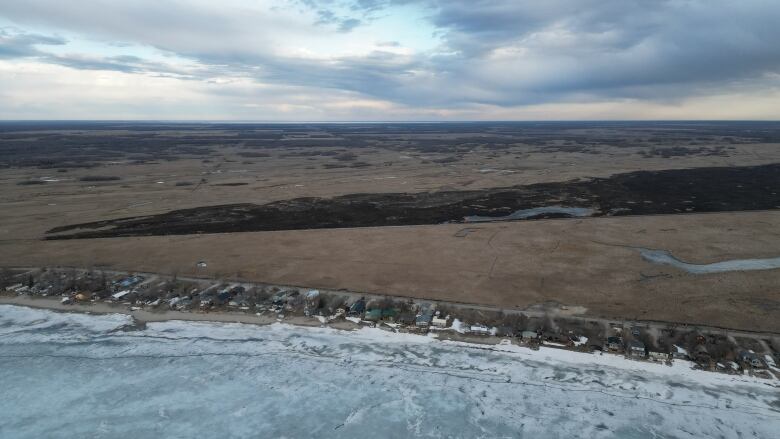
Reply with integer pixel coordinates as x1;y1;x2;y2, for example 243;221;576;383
280;2;439;57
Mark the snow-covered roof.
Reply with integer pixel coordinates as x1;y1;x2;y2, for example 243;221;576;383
573;336;588;347
111;290;131;299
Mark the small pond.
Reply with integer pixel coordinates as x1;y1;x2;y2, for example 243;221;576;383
464;206;594;223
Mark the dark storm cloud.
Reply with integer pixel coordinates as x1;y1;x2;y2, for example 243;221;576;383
333;0;780;105
1;0;779;108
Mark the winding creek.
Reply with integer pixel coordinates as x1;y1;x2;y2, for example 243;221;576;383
639;248;780;274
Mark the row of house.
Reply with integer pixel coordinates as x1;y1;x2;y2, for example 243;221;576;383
5;271;773;372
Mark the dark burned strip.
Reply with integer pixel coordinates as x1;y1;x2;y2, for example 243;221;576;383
45;163;780;239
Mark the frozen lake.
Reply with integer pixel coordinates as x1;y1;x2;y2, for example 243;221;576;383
0;305;778;438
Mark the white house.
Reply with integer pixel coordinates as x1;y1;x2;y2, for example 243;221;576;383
470;324;489;335
521;330;538;340
431;314;449;328
648;351;670;362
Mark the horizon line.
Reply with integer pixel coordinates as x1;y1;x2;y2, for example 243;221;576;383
1;119;780;124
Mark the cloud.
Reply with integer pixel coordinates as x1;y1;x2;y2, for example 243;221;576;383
0;27;66;58
306;4;363;33
337;18;361;32
327;0;780;105
0;28;200;79
0;0;779;119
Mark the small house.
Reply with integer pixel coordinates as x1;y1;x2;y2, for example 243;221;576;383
648;351;670;362
495;325;514;337
348;298;366;317
738;351;763;368
672;345;689;360
396;313;416;326
285;290;301;305
470;324;490;335
431;314;449;328
305;290;320;309
364;309;383;322
520;330;539;340
216;291;231;304
116;276;143;288
415;310;433;327
271;291;289;306
173;297;192;310
627;340;646;358
607;336;623;351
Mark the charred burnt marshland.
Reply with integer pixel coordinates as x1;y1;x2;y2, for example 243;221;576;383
46;163;780;239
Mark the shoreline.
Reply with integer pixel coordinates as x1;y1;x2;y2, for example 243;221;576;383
0;294;513;346
0;294;359;331
5;264;779;338
3;295;779;387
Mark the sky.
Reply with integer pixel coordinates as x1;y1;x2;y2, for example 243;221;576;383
0;0;779;121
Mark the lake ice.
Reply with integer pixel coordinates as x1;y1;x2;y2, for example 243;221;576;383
0;305;778;439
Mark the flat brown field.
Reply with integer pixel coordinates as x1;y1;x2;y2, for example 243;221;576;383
3;139;780;239
2;211;779;332
2;122;780;332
